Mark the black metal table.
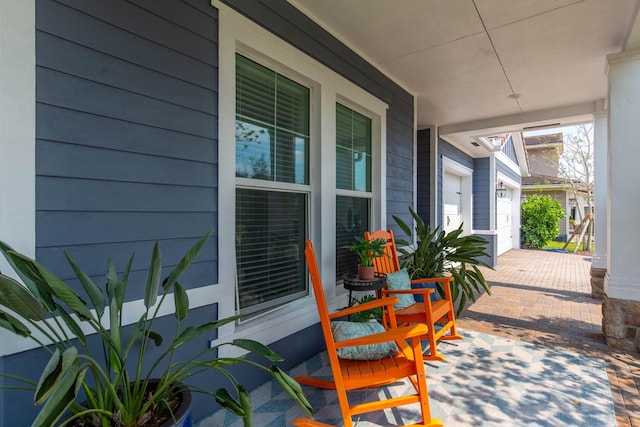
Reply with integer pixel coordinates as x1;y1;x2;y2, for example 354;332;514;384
342;275;386;303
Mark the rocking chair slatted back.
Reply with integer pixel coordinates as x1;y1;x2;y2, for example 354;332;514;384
364;229;463;361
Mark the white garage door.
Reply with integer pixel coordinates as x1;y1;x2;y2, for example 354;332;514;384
497;188;513;255
443;172;462;233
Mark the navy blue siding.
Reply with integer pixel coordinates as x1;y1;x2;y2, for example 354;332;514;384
416;129;431;226
473;157;491;230
436;139;474;228
502;135;518;165
1;1;220;425
221;0;415;235
497;158;521;183
474;233;497;268
35;0;218;297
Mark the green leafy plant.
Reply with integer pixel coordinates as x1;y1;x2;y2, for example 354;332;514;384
343;294;383;323
521;194;566;248
344;237;387;267
393;207;492;316
0;232;312;426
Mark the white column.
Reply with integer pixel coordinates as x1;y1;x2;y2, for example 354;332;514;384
592;110;607;270
0;0;36;272
604;49;640;301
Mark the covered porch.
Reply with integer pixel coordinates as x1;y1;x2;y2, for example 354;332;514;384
202;249;637;426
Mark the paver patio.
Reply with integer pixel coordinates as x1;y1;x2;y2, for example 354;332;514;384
202;248;639;426
458;249;640;427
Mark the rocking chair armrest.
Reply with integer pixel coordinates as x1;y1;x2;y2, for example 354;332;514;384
334;324;429;349
410;276;453;285
381;288;435;296
328;296;399;320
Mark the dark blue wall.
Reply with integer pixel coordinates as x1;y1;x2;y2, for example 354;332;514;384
502;135;518;165
35;0;219;300
473;157;491;230
497;158;521;184
416;129;431;228
220;0;416;237
2;0;414;424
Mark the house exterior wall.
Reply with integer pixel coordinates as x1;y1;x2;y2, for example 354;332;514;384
35;0;220;298
1;1;417;424
473;157;491;230
527;146;560;177
417;129;431;225
502;135;519;165
220;0;416;235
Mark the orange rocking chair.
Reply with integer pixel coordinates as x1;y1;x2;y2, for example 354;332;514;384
296;240;443;427
364;229;463;361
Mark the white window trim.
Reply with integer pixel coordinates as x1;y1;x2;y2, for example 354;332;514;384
215;2;387;356
0;0;36;356
442;156;473;236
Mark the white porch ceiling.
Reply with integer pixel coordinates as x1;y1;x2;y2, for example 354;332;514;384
290;0;640;155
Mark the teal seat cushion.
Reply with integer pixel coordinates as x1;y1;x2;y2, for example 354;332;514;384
385;268;416;310
330;321;398;360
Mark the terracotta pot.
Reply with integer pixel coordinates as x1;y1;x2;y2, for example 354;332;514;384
358;265;375;280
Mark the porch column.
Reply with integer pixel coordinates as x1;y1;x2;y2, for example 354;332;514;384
590;109;607;298
603;49;640;352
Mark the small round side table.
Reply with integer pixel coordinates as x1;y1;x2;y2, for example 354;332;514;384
342;275;386;304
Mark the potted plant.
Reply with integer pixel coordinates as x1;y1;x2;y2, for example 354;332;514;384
393;206;492;316
345;237;388;280
0;231;312;426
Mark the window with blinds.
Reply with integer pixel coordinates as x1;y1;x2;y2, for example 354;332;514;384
335;103;373;282
235;54;310;315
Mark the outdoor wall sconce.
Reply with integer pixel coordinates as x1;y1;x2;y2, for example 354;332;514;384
496;181;507;198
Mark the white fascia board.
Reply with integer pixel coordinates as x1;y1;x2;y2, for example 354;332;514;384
511;132;530;177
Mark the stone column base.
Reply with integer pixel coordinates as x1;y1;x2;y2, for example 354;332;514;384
590;266;606;299
602;295;640;353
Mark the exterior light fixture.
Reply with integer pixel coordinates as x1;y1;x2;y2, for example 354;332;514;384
496;181;507;198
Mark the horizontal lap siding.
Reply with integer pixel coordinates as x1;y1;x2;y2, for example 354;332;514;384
474;157;490;230
417;129;431;227
221;0;415;234
502;135;519;165
497;158;521;183
35;0;219;294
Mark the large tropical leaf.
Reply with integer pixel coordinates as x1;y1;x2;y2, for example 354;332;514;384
0;308;31;337
173;282;189;321
34;347;77;405
0;275;45;321
171;315;240;350
144;242;162;309
7;252;94;322
32;362;86;427
65;251;105;318
163;230;213;291
231;339;283;362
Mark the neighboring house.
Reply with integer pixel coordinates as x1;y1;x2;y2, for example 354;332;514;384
521;133;590;241
0;1;638;425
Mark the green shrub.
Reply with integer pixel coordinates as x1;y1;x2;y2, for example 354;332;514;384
521;194;566;248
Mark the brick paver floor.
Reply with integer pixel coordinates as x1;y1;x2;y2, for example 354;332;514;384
457;249;640;426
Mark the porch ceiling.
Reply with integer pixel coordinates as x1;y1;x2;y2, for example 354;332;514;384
290;0;640;155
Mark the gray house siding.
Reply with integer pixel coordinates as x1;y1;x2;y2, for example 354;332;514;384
35;0;219;299
497;158;521;183
1;1;222;425
502;135;519;165
417;129;431;224
221;0;416;236
2;1;418;425
473;157;491;230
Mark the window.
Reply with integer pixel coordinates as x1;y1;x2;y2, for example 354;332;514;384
335;103;373;281
235;54;310;315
